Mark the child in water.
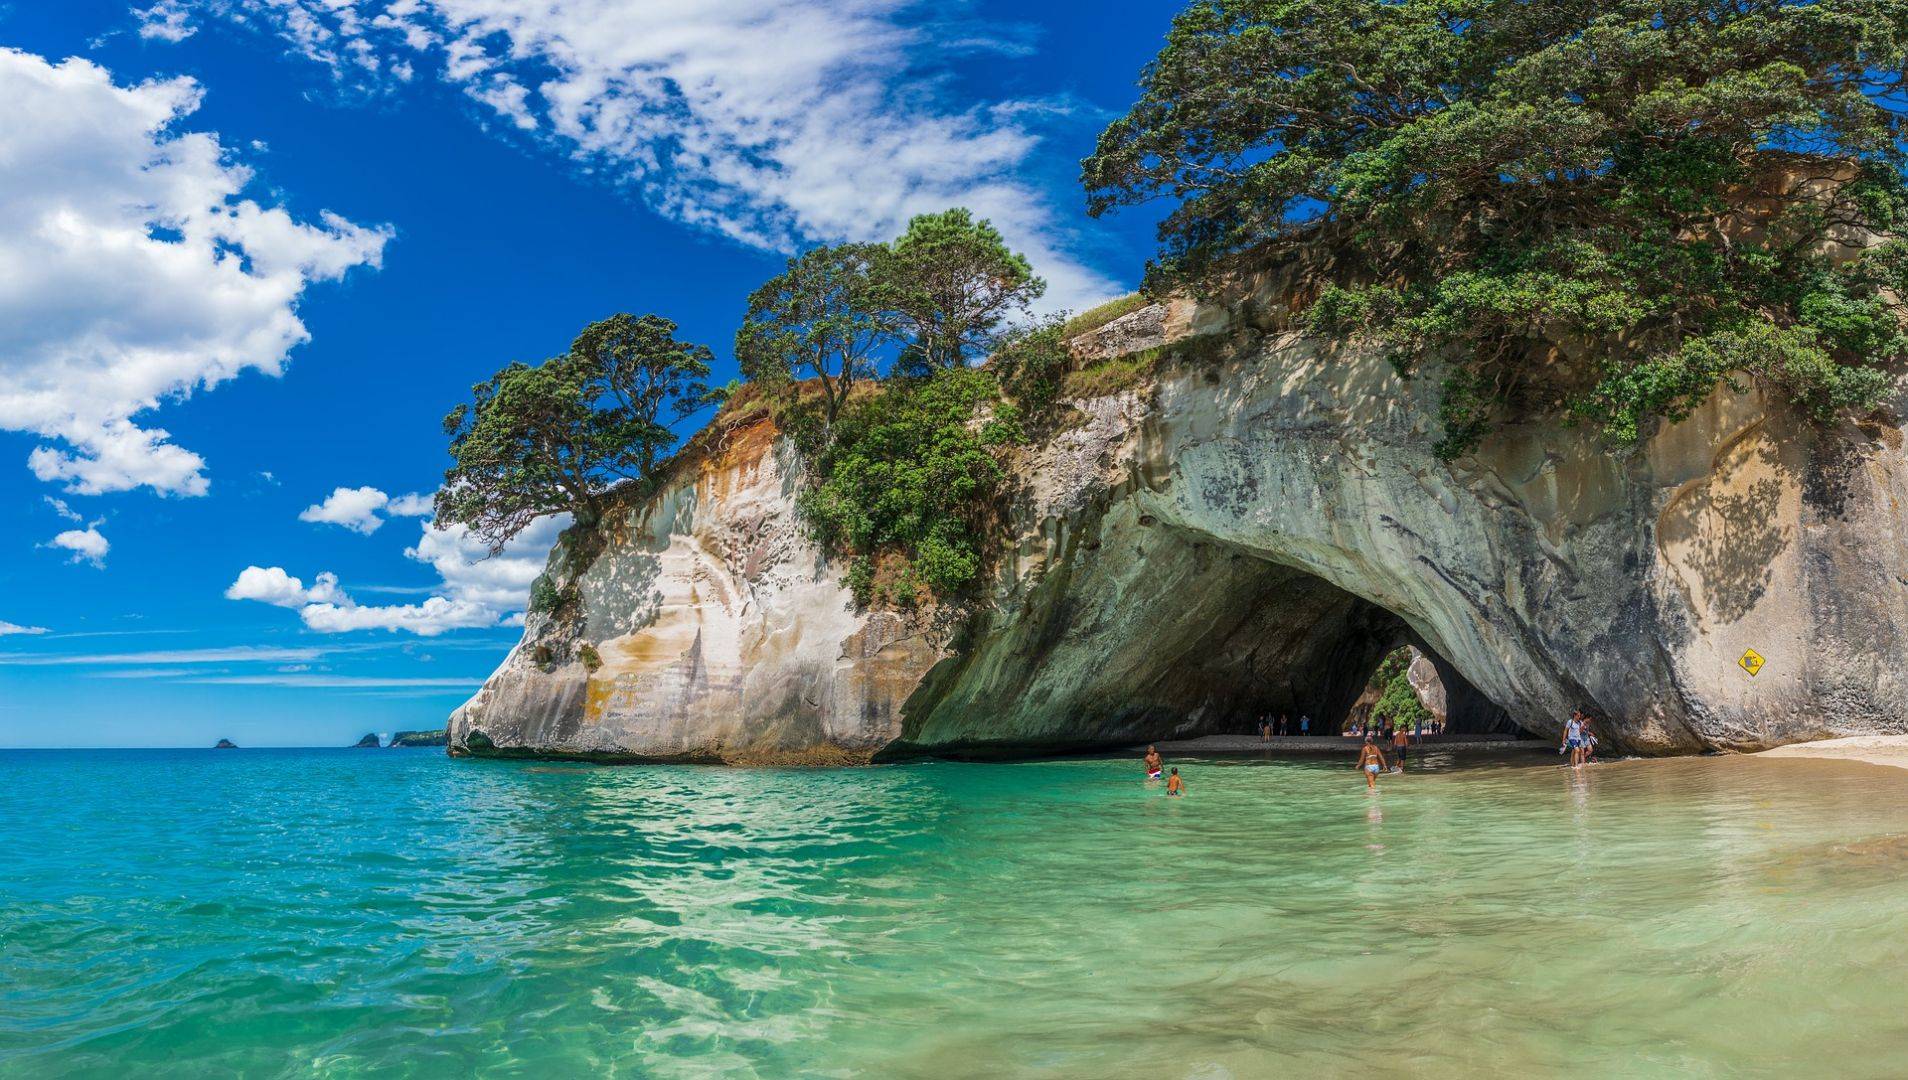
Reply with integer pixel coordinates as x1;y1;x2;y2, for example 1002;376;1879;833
1166;768;1184;796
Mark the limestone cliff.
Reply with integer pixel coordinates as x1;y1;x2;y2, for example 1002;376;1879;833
449;272;1908;761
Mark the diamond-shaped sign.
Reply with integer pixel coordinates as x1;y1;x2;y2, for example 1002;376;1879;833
1739;649;1765;677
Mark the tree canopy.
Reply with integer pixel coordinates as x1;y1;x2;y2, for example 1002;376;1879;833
1085;0;1908;456
436;313;711;550
735;242;893;435
877;208;1046;373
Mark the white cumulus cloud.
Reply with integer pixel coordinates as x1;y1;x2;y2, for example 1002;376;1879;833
224;565;346;607
299;485;391;533
386;491;434;516
160;0;1119;310
0;48;390;498
227;512;567;635
298;595;499;635
49;527;111;567
298;485;435;532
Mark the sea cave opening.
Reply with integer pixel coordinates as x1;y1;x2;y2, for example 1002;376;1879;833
896;525;1533;757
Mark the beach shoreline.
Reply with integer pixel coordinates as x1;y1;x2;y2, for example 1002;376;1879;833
1755;734;1908;772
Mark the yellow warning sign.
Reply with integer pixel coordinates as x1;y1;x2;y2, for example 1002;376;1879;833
1739;649;1765;677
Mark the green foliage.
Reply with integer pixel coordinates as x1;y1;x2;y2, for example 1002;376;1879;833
845;556;877;607
735;242;894;433
577;643;603;672
799;367;1020;599
727;210;1051;604
1368;648;1432;730
877;209;1046;372
528;574;561;614
991;314;1073;416
437;313;712;550
1062;351;1159;400
1087;0;1908;456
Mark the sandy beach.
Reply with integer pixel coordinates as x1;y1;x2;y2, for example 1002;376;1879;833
1756;734;1908;772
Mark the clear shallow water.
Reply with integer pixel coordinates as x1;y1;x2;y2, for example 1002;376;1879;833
3;748;1907;1078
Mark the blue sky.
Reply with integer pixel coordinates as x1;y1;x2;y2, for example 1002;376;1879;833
0;0;1180;747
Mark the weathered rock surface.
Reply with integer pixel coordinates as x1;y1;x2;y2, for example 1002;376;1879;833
1406;650;1447;725
451;276;1908;761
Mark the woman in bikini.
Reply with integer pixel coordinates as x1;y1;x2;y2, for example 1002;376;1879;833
1356;735;1388;790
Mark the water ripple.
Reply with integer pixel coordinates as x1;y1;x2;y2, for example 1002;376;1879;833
2;749;1907;1077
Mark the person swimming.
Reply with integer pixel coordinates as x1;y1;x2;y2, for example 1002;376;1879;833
1144;745;1163;781
1356;735;1388;790
1166;767;1184;796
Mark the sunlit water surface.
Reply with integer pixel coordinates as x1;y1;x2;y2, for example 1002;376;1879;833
4;747;1907;1077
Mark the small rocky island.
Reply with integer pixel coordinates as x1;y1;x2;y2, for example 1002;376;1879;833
213;739;238;750
351;733;381;748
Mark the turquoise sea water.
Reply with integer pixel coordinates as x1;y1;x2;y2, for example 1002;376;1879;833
4;747;1908;1077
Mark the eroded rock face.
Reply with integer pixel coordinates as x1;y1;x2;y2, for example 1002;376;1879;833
448;421;941;764
451;288;1908;760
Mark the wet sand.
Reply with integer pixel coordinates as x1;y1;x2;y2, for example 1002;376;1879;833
1756;733;1908;772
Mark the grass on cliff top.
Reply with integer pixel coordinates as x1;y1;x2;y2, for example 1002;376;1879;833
1060;293;1149;341
1059;330;1232;400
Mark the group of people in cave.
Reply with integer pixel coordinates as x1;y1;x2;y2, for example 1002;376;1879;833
1145;705;1604;796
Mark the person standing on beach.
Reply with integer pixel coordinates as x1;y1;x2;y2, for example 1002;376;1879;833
1166;767;1185;796
1391;723;1410;772
1299;714;1311;736
1357;736;1388;790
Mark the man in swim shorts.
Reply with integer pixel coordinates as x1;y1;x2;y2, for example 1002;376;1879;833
1562;711;1586;767
1357;735;1388;790
1392;723;1410;771
1144;745;1164;780
1166;767;1184;796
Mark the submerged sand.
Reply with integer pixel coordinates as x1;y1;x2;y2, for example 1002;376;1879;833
1757;734;1908;772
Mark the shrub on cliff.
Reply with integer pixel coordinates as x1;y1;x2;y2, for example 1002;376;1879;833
1085;0;1908;457
799;367;1021;601
436;313;712;551
736;209;1049;605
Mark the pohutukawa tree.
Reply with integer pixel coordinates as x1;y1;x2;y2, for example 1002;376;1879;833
1084;0;1908;457
877;208;1047;373
735;242;895;436
436;313;711;550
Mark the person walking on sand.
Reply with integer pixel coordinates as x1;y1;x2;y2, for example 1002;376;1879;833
1166;767;1185;797
1357;736;1388;790
1260;717;1271;742
1144;745;1164;780
1391;723;1410;772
